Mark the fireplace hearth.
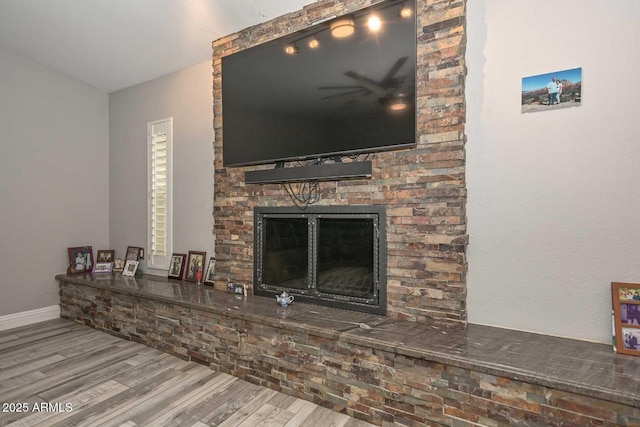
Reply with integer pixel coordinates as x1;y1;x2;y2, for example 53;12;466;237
254;206;387;315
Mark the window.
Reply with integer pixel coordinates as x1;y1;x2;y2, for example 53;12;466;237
147;118;173;270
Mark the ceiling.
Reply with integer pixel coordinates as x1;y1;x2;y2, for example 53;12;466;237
0;0;312;93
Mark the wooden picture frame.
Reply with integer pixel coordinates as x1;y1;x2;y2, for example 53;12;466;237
96;250;115;263
185;251;206;282
611;282;640;356
123;260;139;277
168;253;186;280
67;246;94;275
204;257;216;284
125;246;144;262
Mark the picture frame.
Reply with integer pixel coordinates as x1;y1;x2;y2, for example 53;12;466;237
168;253;187;280
123;260;139;277
611;282;640;356
204;257;216;284
184;251;206;282
96;249;115;263
67;246;94;275
125;246;144;262
92;262;113;274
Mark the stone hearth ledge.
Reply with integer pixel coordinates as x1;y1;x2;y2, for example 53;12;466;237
56;273;640;411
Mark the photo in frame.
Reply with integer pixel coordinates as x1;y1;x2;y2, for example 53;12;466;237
521;67;582;113
67;246;94;274
611;282;640;356
185;251;206;282
125;246;144;262
123;260;139;277
204;257;216;284
96;250;115;263
168;253;187;280
92;262;113;274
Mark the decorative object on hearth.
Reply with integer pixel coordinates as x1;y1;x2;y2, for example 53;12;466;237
234;284;247;297
113;257;125;272
195;263;203;285
204;257;216;285
67;246;94;275
227;282;234;293
276;292;294;307
92;262;113;274
611;282;640;356
184;251;206;283
168;253;186;280
123;260;139;277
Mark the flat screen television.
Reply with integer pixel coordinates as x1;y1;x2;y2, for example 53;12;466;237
221;0;416;168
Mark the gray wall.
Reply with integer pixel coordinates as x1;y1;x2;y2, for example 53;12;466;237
3;0;638;344
0;44;109;317
466;0;640;343
109;61;215;273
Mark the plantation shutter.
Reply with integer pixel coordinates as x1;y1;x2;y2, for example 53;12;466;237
148;118;173;269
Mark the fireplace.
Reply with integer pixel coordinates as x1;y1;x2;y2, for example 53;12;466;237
254;206;387;315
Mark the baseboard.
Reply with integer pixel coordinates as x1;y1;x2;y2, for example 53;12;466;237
0;305;61;331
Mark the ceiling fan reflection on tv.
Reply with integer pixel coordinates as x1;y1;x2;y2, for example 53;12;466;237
318;56;414;110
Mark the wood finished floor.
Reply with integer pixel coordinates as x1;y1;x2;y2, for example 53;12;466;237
0;319;375;427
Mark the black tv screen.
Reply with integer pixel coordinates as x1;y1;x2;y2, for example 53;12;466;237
222;0;416;167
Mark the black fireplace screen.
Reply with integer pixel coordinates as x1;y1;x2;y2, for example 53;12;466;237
254;206;386;315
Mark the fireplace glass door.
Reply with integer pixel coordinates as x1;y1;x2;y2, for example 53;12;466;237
316;218;374;300
254;206;386;315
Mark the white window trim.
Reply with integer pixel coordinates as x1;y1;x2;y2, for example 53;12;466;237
147;117;173;271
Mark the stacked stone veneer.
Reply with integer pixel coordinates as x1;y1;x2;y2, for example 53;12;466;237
212;0;468;327
59;282;640;427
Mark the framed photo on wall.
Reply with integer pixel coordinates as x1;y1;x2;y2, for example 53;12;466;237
185;251;206;282
204;257;216;284
67;246;94;274
521;67;582;113
611;282;640;356
168;253;186;280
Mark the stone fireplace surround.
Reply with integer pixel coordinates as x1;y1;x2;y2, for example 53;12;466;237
212;0;468;328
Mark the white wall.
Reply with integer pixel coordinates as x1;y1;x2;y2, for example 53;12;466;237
109;61;215;273
466;0;640;343
0;45;109;317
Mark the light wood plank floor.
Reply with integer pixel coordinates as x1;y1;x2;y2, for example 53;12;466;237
0;319;375;427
